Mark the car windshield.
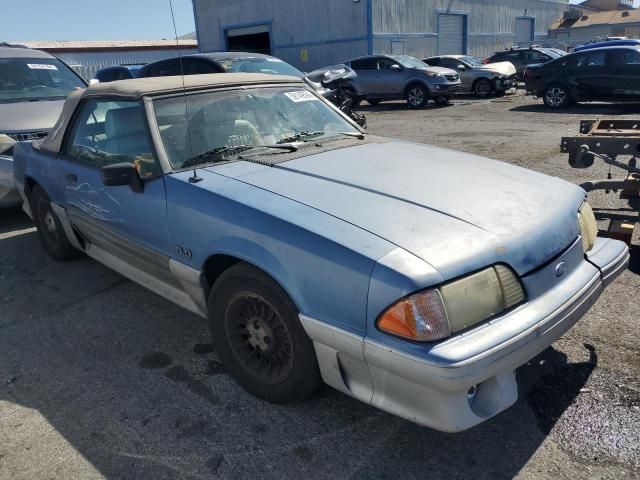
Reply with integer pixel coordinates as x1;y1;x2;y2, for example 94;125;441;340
0;57;86;103
389;55;428;68
154;86;361;169
215;57;304;77
460;55;483;66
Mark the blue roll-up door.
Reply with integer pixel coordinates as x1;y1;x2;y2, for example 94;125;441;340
438;14;464;55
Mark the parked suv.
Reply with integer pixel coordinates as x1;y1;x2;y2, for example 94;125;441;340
344;54;461;107
525;46;640;108
484;47;566;79
0;45;86;207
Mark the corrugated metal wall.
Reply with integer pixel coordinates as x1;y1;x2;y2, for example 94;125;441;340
194;0;568;69
372;0;569;59
194;0;368;70
54;48;197;80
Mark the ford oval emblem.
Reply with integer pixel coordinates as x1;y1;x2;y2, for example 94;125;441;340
555;262;567;277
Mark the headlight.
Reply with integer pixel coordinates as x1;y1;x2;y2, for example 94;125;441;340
578;201;597;253
377;265;525;342
424;71;443;78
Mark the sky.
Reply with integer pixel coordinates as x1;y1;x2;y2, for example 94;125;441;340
4;0;196;41
3;0;639;42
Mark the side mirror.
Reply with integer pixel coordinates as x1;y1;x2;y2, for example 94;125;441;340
101;162;144;193
390;64;402;71
456;64;466;71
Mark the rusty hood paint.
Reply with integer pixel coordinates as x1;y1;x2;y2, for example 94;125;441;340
225;140;585;279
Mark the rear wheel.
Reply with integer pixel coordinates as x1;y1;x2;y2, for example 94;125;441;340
543;84;571;109
406;84;428;108
473;78;493;98
30;185;80;261
208;263;322;404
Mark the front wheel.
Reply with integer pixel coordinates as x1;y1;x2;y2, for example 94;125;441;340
208;263;322;404
406;84;428;108
30;185;80;261
473;78;493;98
543;84;571;109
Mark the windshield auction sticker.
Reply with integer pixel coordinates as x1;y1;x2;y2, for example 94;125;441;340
27;64;58;70
283;90;317;102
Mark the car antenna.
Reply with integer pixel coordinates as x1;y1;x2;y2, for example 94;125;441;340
169;0;202;183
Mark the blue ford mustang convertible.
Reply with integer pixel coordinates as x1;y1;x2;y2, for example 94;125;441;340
12;73;629;432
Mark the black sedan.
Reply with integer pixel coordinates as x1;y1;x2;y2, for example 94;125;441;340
525;46;640;108
484;46;565;80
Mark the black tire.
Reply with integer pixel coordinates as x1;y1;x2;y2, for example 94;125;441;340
543;84;572;109
367;99;381;106
208;263;322;404
405;84;428;108
473;78;493;98
30;185;80;261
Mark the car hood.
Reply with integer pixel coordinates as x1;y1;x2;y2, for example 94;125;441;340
475;61;516;76
220;141;584;279
419;66;457;75
0;99;65;133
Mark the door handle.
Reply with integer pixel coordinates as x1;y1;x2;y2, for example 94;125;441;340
65;173;78;185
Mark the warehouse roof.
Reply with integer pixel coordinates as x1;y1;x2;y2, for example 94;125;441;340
11;39;198;53
551;8;640;29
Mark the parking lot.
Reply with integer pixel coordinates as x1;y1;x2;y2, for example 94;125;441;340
1;93;639;480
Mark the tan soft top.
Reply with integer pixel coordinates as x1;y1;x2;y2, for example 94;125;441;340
37;73;304;154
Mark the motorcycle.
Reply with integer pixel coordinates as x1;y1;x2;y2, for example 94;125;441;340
307;65;366;129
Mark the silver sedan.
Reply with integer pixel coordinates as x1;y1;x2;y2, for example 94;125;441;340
424;55;517;98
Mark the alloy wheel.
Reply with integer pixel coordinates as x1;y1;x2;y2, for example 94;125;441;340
545;87;567;107
408;87;425;107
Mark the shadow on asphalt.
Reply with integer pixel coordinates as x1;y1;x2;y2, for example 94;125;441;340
0;222;598;479
0;207;32;235
510;102;640;115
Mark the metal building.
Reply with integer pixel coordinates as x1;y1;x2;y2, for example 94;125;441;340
549;8;640;47
192;0;569;70
18;40;198;80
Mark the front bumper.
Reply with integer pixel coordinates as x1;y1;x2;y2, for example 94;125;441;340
0;154;21;209
494;76;515;92
302;237;628;432
431;82;461;94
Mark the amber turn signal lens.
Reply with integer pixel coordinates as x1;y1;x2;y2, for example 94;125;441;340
377;289;451;342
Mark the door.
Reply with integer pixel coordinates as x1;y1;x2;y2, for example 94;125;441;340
438;14;465;55
515;18;534;46
349;57;380;96
440;57;472;90
226;24;271;54
375;57;404;95
572;51;612;100
60;98;173;279
607;49;640;100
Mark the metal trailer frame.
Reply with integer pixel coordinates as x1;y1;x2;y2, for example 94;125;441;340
561;119;640;193
561;119;640;244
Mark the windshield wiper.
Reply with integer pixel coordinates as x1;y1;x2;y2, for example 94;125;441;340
182;144;297;168
277;130;366;144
